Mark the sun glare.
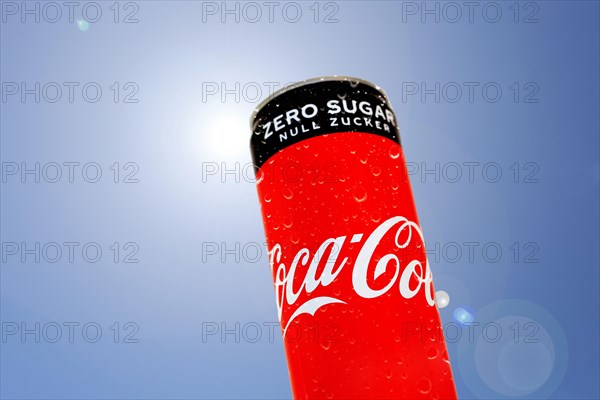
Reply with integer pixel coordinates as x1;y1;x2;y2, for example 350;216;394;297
202;111;249;162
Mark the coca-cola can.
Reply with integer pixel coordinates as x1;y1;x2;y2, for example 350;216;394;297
250;76;457;399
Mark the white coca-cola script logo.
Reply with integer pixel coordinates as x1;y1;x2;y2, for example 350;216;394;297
269;216;435;337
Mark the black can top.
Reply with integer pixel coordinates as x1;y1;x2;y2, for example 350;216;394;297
249;76;401;171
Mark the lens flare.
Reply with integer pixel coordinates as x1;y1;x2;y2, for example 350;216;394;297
453;307;473;325
77;20;90;31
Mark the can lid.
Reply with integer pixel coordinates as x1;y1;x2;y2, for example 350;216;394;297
249;76;400;172
249;75;392;131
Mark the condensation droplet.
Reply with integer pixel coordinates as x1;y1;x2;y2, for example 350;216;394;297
442;350;449;363
416;378;432;394
389;145;400;159
353;185;368;203
371;166;381;176
264;194;272;203
255;168;264;185
283;216;293;228
283;188;294;200
427;347;439;360
371;212;381;223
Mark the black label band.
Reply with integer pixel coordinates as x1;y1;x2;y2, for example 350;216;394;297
250;79;401;171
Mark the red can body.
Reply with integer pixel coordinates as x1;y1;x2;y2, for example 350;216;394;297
250;77;457;399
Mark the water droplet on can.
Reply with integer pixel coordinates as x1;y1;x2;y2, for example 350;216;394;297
427;347;439;359
416;378;432;394
254;168;264;184
371;212;381;223
283;187;293;200
353;185;368;203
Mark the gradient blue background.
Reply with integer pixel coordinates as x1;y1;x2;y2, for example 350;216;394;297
1;1;598;399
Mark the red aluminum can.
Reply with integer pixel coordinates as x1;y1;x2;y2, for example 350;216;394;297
250;76;457;399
